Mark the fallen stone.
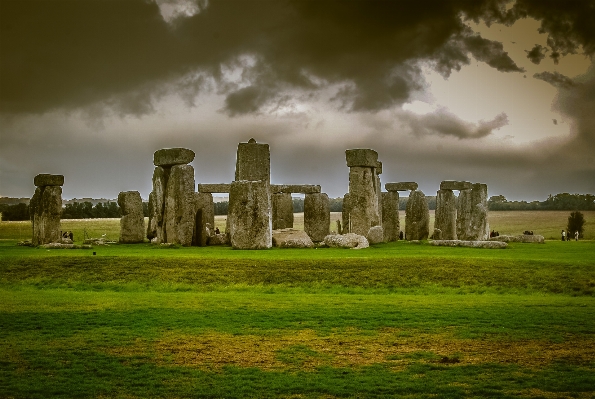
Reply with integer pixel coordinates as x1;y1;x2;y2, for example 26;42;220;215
118;191;145;243
323;233;369;249
440;180;472;191
34;174;64;187
345;149;379;168
367;226;385;244
431;240;507;249
385;182;418;191
271;184;321;194
489;234;545;243
41;243;93;249
84;237;117;245
272;229;314;248
197;183;231;193
208;233;229;246
153;148;195;167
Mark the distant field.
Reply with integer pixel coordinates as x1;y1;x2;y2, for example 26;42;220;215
1;210;593;241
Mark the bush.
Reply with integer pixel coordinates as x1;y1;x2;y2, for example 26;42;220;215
568;211;586;238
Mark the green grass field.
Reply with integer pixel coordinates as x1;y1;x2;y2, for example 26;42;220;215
1;212;594;398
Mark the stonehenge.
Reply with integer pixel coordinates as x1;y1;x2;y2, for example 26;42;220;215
30;174;64;245
118;191;144;243
27;140;492;251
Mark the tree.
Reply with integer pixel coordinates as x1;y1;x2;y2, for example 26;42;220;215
567;211;585;238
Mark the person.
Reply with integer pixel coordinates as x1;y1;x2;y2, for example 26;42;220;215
215;227;220;235
566;230;570;242
575;230;579;241
562;230;566;241
69;231;74;241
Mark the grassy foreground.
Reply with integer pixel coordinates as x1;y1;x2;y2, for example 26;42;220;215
1;217;595;398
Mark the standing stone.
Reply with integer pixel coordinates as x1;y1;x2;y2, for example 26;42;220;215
456;183;489;241
345;149;381;236
381;191;400;242
227;180;272;249
342;193;351;233
435;189;457;240
118;191;144;243
235;138;270;185
304;193;330;242
272;192;294;230
469;183;489;240
193;192;215;246
164;164;196;246
405;190;430;240
147;166;169;243
30;176;63;245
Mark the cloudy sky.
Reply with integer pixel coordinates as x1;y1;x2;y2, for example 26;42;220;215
1;0;594;201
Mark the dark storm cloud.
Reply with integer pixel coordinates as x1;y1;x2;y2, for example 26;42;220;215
1;0;526;118
404;110;508;139
534;71;576;90
525;44;547;64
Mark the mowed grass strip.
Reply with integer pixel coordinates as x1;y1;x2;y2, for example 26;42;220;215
2;241;594;295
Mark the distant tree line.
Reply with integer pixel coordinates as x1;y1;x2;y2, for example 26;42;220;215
1;193;593;221
488;193;595;211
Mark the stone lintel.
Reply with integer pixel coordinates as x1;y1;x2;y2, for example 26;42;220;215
346;149;379;168
153;148;195;167
34;174;64;187
198;183;231;193
440;180;472;191
271;184;321;194
385;182;418;191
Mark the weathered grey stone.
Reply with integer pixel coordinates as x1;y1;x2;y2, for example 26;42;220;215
440;180;472;191
272;192;294;230
405;190;430;240
324;233;369;249
164;164;196;246
304;193;330;242
272;229;314;248
235;139;270;184
30;185;62;245
34;174;64;187
489;234;545;243
346;166;380;236
342;193;351;234
209;233;229;246
381;191;399;242
118;191;144;243
227;180;272;249
193;192;215;246
197;183;231;193
147;167;169;243
385;182;418;191
375;161;382;175
346;149;379;168
457;183;489;241
432;228;442;240
431;240;507;249
41;243;92;249
435;189;457;240
336;220;342;234
367;225;385;244
153;148;195;167
271;184;321;194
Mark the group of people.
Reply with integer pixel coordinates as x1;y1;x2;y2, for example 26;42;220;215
490;230;500;238
561;230;579;241
61;231;74;241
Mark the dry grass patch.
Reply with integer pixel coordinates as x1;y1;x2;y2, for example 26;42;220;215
105;328;595;371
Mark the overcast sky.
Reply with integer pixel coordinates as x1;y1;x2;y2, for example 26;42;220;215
1;0;594;201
